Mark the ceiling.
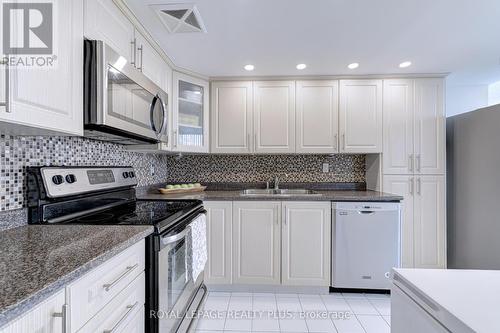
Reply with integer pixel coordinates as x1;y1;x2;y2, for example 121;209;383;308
125;0;500;85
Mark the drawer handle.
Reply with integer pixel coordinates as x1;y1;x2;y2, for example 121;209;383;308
103;264;138;292
103;301;139;333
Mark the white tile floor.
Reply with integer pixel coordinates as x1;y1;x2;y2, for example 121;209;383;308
195;292;391;333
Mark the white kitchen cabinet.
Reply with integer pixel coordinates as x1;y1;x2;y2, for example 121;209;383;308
232;201;281;284
382;78;445;269
134;32;168;92
75;273;145;333
296;81;339;153
383;175;445;269
383;79;415;174
0;289;66;333
84;0;135;63
391;284;449;333
172;71;209;152
414;175;446;269
205;202;233;284
383;78;445;175
68;239;145;331
0;0;83;136
382;175;415;268
414;79;446;175
211;81;253;153
281;202;331;286
339;80;383;153
254;81;296;153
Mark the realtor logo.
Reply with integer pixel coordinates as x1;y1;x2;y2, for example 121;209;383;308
2;2;53;54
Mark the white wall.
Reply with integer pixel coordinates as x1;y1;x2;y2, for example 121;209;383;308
446;84;489;117
488;81;500;106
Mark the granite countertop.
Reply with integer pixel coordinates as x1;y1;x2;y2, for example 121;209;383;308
138;189;403;202
0;224;153;328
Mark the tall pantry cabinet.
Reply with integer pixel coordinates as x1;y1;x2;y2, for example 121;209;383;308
382;78;446;269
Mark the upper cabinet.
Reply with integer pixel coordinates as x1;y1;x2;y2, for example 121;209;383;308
339;80;383;153
172;71;210;153
296;80;339;153
211;81;253;153
414;79;445;175
0;0;83;136
254;81;296;153
383;79;415;174
84;0;170;93
84;0;135;63
383;78;445;175
134;32;169;92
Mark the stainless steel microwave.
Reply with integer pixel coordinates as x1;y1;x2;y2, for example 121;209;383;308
83;40;168;145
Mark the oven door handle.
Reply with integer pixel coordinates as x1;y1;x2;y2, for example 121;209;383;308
161;212;206;245
162;228;190;245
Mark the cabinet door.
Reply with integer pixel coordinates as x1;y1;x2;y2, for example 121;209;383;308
383;79;415;174
391;286;449;333
296;81;339;153
1;0;83;136
254;81;295;153
84;0;134;63
382;175;415;268
172;72;209;153
282;202;331;286
205;202;232;284
339;80;383;153
414;79;445;175
135;31;168;92
0;289;66;333
232;201;281;284
414;175;446;268
211;81;253;154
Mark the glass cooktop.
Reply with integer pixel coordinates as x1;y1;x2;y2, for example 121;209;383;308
62;199;202;233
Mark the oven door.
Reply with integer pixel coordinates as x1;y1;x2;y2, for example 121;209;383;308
84;40;168;144
158;219;201;333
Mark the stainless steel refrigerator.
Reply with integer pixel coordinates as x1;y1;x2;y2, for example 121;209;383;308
447;104;500;269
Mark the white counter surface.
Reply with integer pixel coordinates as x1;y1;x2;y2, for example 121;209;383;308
393;268;500;333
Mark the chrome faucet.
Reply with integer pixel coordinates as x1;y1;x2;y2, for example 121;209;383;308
274;176;280;190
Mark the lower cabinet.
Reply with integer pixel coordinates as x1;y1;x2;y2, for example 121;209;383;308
0;240;146;333
383;175;446;269
232;201;281;285
391;285;449;333
205;201;332;287
204;201;233;284
282;202;331;286
0;289;66;333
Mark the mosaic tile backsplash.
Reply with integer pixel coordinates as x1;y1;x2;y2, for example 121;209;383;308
0;134;170;211
165;154;365;183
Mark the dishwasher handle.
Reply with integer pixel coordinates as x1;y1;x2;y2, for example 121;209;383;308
357;210;375;215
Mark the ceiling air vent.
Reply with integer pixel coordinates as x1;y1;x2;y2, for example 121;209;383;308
151;4;206;33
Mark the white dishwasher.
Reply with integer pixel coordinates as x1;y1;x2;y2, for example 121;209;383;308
332;202;401;290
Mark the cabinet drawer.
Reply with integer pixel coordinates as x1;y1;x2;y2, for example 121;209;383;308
68;239;145;332
120;305;145;333
76;272;145;333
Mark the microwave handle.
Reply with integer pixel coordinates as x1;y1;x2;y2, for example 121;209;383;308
150;94;166;136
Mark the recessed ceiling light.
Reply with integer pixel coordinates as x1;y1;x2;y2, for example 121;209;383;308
296;63;307;70
348;63;359;69
244;64;254;71
399;61;412;68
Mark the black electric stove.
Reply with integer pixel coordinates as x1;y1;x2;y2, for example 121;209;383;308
27;166;207;333
55;199;202;233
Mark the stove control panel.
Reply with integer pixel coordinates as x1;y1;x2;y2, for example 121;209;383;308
41;167;138;198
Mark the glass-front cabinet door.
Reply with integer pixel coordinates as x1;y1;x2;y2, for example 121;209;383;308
172;71;209;152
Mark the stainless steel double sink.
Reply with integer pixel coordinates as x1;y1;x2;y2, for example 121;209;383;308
240;188;322;197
